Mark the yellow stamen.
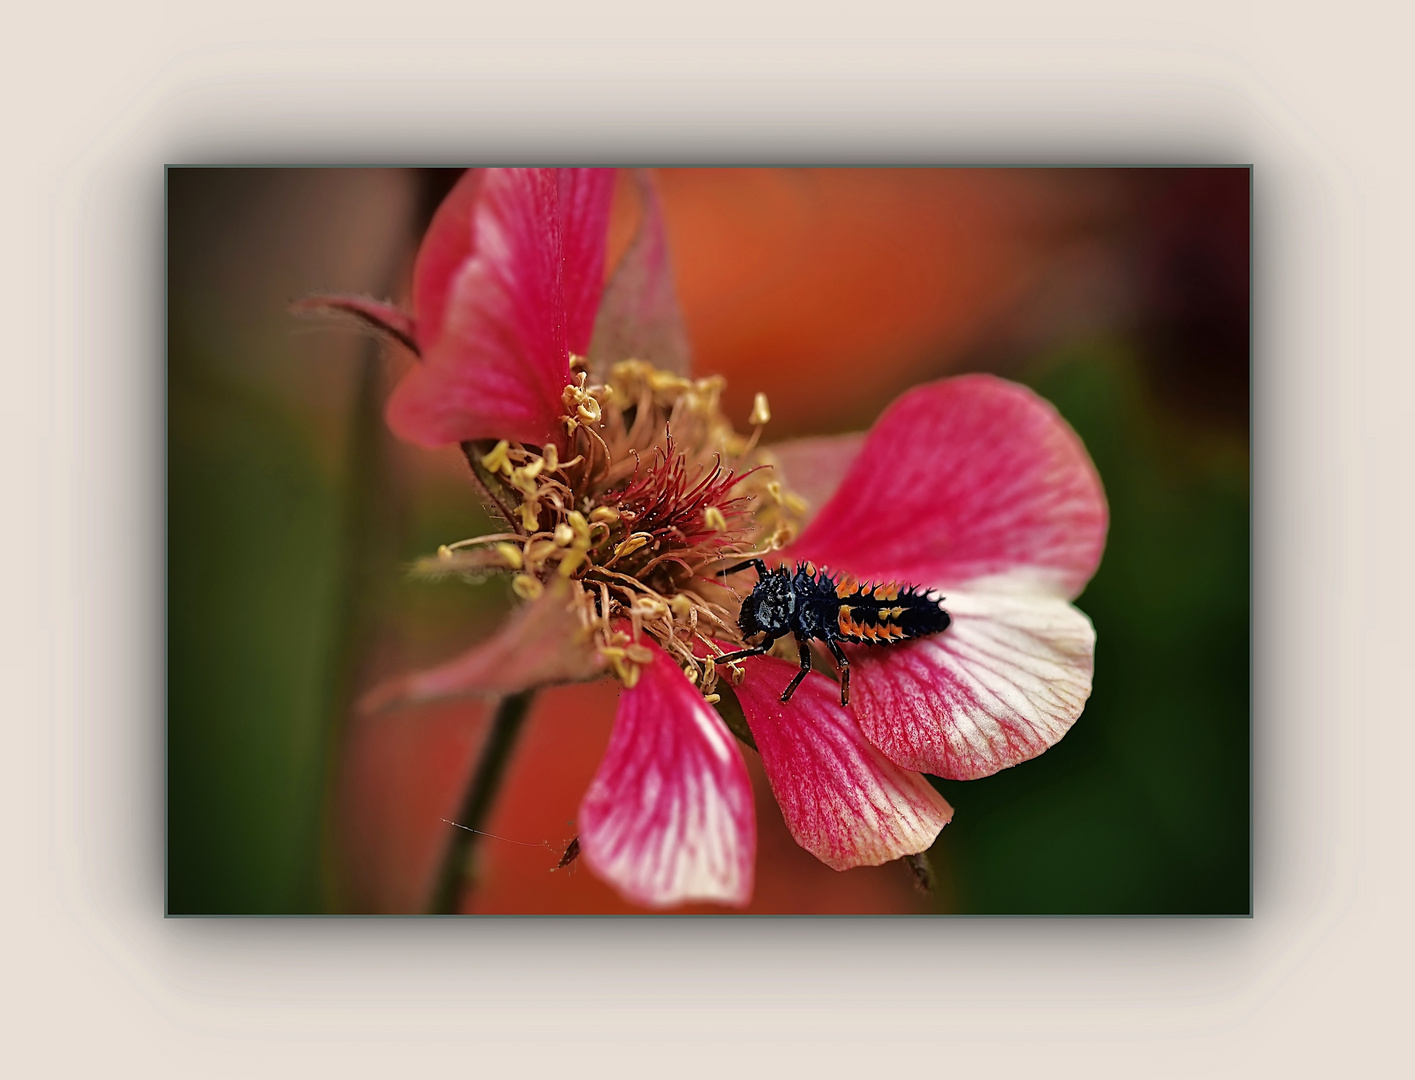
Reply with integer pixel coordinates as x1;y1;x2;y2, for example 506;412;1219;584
612;533;652;561
511;574;543;601
525;539;559;566
648;368;692;393
634;597;668;620
557;546;589;578
566;510;591;545
480;440;511;474
509;465;540;496
749;392;771;426
419;359;816;705
562;372;604;430
493;542;523;570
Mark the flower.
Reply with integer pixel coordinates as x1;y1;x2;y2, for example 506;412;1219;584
303;167;1107;910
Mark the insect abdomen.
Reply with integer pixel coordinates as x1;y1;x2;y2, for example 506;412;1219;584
834;578;950;645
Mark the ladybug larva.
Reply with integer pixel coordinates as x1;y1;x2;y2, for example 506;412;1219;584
714;559;951;707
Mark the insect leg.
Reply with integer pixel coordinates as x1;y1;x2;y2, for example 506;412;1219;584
718;558;768;580
826;635;851;707
780;630;815;703
714;642;772;664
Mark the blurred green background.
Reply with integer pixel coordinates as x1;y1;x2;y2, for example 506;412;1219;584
167;167;1249;915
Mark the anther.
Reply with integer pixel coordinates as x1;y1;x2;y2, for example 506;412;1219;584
553;523;575;547
588;507;620;525
611;533;652;560
493;542;523;570
634;597;668;619
749;392;771;426
648;369;691;393
511;575;543;601
565;510;591;545
526;539;559;565
703;506;728;532
437;544;453;560
480;440;511;474
562;373;604;429
557;547;588;577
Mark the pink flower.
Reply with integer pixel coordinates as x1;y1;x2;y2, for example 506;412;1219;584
304;168;1107;909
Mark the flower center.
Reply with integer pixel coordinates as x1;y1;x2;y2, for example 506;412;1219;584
425;358;808;696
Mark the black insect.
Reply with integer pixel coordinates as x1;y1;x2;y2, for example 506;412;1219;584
714;559;950;707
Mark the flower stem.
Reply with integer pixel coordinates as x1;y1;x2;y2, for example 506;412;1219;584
427;690;535;914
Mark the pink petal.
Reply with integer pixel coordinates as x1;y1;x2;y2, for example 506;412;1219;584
386;168;615;447
411;168;483;350
850;573;1096;780
764;432;866;529
732;656;952;871
579;642;755;908
587;170;691;376
787;374;1108;600
557;168;618;356
357;581;605;713
289;294;419;355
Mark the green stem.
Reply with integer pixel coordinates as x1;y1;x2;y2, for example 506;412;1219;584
427;690;535;914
